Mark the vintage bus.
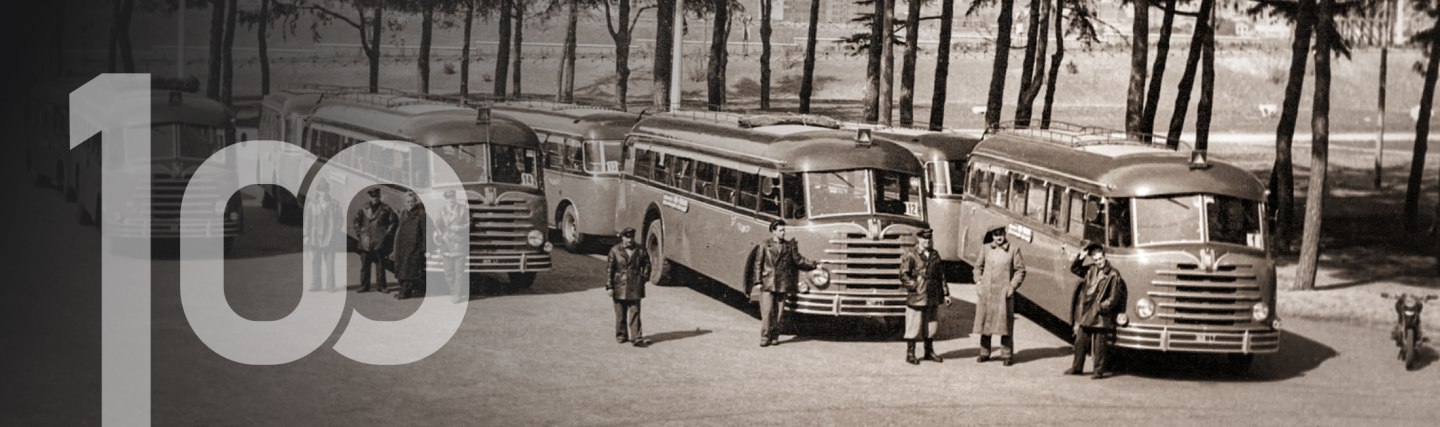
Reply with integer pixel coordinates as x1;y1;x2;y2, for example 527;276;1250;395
846;125;982;267
259;90;552;288
257;88;326;223
74;89;245;251
25;81;80;198
488;101;641;251
617;112;929;317
961;122;1277;370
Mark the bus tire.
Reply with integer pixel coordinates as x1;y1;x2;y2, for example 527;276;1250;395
645;218;674;286
1225;354;1254;375
508;272;537;290
560;204;588;252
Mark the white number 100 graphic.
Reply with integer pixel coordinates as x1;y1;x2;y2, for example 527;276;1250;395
71;75;471;426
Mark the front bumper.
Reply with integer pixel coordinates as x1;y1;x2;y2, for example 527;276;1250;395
105;218;242;239
1114;323;1280;354
788;291;908;317
426;251;552;274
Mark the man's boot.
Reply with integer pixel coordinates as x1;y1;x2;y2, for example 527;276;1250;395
923;339;942;363
906;341;919;365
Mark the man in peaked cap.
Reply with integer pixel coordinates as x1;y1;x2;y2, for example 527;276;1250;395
353;187;397;293
1066;241;1126;379
899;228;951;365
974;225;1025;366
606;227;652;347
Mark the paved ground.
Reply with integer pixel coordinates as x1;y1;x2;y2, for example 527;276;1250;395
3;139;1439;426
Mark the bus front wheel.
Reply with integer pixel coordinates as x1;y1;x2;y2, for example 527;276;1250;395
508;272;536;290
560;205;587;252
645;219;674;286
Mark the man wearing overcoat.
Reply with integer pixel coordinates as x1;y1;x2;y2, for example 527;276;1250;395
391;191;428;300
607;228;652;347
354;187;397;293
1066;242;1126;379
974;225;1025;366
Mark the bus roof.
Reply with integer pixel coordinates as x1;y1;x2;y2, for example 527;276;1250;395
632;113;923;175
863;127;983;164
490;102;641;141
151;91;231;127
975;130;1265;200
307;93;539;149
262;89;326;117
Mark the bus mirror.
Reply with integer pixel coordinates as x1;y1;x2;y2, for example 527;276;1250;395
476;107;492;126
1188;150;1210;170
855;129;873;146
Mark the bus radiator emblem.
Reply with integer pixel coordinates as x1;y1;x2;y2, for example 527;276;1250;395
1199;248;1216;272
867;218;881;239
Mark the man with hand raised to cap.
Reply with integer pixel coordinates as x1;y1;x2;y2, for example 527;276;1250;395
1066;241;1126;379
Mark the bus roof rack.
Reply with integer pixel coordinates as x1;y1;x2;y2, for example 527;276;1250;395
656;110;842;130
985;120;1192;151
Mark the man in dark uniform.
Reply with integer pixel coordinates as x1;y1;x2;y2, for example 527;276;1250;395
1066;241;1126;379
750;219;820;347
899;228;951;365
391;191;428;300
606;228;652;347
353;188;397;293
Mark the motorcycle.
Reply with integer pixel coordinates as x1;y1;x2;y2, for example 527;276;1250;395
1382;292;1438;370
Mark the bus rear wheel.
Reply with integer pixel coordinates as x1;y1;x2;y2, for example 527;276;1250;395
508;272;536;290
645;218;674;286
560;205;587;252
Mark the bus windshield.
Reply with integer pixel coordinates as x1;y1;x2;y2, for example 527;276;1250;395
151;123;225;161
1132;194;1263;249
585;140;623;174
807;169;924;219
432;143;539;187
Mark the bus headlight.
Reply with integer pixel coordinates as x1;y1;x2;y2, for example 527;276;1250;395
1252;302;1270;322
809;267;831;288
1135;298;1156;319
543;242;554;253
527;230;545;247
1271;318;1282;330
228;211;241;222
1116;313;1129;326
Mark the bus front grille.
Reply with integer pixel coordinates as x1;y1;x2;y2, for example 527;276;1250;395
1149;263;1261;326
449;198;550;272
822;232;915;290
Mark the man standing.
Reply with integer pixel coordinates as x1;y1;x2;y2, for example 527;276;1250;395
1066;242;1126;379
975;225;1025;366
354;188;397;293
899;228;951;365
391;191;427;300
606;228;652;347
751;219;820;347
304;180;339;292
436;190;469;304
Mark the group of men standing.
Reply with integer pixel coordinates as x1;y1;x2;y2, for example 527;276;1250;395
304;185;471;303
601;219;1126;378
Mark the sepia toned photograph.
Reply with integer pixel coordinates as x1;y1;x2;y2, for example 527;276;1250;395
2;0;1439;425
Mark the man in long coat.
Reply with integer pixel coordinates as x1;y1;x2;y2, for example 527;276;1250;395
436;190;470;304
304;180;340;292
751;219;820;347
975;225;1025;366
391;191;428;300
354;188;397;293
1066;242;1126;379
899;228;951;364
607;228;652;347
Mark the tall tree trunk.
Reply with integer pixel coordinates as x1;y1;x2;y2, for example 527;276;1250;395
760;0;773;110
707;0;729;111
418;0;434;93
1166;0;1211;143
1125;0;1148;134
613;0;634;111
368;5;383;93
206;0;224;97
863;0;885;122
221;0;236;105
1296;0;1334;291
1014;0;1041;125
258;0;272;96
1195;2;1214;152
118;0;135;72
461;1;474;97
512;1;524;97
1140;0;1176;136
653;0;675;109
880;0;895;125
1406;31;1440;232
984;0;1015;128
1269;0;1313;245
928;0;955;129
495;0;512;97
800;0;821;114
1015;0;1050;128
899;0;921;126
562;0;578;102
1040;0;1064;129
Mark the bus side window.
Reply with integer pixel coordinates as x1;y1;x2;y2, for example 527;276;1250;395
738;172;761;212
653;152;671;185
992;171;1010;209
717;167;740;205
1107;198;1133;248
542;134;560;170
634;149;652;180
760;175;782;217
1047;186;1067;230
1025;178;1047;223
674;157;695;192
782;173;806;220
1082;196;1106;243
949;160;967;196
694;161;717;199
972;168;992;204
565;138;584;171
924;163;938;196
1067;191;1087;239
1010;175;1029;215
